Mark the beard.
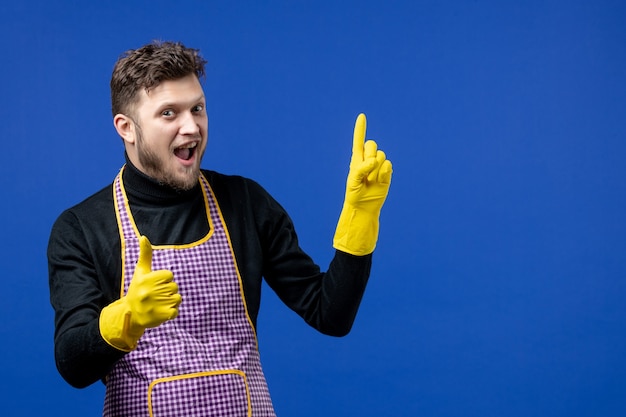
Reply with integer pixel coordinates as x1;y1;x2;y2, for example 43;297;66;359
135;126;203;191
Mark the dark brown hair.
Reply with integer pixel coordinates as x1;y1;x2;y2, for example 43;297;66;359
110;40;207;117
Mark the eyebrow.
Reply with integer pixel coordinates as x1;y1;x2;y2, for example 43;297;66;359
158;95;206;108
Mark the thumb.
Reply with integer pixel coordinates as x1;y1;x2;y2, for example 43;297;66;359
135;235;153;276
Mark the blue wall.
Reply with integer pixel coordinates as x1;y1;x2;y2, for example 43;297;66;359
1;1;625;415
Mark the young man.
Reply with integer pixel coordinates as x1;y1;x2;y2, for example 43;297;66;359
48;41;392;416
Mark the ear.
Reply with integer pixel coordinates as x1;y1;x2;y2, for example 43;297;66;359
113;114;136;145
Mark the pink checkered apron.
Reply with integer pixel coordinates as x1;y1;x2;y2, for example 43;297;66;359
102;168;276;416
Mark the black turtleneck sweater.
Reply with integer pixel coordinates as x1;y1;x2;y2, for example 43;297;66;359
48;160;372;389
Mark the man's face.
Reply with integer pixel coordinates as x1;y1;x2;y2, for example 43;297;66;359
126;74;208;190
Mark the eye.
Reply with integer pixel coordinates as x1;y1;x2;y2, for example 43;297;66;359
162;109;175;117
192;104;204;114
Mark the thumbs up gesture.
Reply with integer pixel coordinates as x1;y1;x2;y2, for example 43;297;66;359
126;236;181;327
99;236;181;351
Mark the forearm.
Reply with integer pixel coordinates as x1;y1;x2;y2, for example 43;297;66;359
55;319;125;388
301;250;372;336
48;208;126;387
265;247;372;337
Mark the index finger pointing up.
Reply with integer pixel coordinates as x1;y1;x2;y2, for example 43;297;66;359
352;113;367;162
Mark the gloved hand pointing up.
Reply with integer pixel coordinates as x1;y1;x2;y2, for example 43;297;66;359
333;113;393;256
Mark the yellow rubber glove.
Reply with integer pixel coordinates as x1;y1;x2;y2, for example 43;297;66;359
333;113;393;256
99;236;181;351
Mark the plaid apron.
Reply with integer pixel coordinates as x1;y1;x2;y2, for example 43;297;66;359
103;168;275;416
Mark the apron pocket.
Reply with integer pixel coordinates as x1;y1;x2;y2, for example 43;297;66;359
148;370;251;417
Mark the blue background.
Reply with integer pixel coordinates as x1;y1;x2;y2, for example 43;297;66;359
1;1;625;415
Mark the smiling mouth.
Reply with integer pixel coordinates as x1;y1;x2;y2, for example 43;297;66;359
174;142;197;161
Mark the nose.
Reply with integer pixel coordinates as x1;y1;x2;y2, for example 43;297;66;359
179;111;200;136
